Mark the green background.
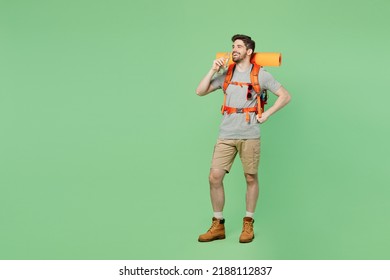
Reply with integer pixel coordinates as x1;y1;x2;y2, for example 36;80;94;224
1;0;389;260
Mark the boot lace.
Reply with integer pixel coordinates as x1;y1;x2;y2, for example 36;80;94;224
208;220;219;232
242;221;253;233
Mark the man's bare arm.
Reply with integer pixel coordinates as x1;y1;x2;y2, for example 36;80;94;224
257;86;291;123
196;58;226;96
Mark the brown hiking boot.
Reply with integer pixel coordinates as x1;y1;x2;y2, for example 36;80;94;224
198;217;225;242
239;217;254;243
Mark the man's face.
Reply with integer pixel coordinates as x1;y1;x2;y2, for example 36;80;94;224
232;39;252;63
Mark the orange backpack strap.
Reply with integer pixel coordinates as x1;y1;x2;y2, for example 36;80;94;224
250;64;263;118
250;64;261;93
223;64;235;92
221;64;235;114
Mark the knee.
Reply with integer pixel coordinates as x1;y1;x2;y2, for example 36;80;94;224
209;169;224;187
245;173;258;186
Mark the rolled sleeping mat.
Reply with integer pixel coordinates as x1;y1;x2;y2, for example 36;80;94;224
216;52;282;67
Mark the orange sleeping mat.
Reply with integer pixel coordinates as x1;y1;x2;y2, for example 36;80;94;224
216;52;282;67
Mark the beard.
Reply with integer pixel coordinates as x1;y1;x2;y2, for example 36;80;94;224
232;51;246;63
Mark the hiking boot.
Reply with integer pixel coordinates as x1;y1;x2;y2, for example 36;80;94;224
198;217;225;242
239;217;254;243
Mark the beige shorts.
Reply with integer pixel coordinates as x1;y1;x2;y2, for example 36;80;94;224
211;138;260;174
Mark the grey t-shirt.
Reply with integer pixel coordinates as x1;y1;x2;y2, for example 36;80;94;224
211;66;281;139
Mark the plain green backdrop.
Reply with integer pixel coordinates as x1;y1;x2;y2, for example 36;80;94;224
1;0;389;259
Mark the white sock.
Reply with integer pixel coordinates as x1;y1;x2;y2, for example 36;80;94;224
245;211;254;218
213;212;224;220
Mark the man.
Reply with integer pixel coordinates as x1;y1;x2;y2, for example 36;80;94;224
196;34;291;243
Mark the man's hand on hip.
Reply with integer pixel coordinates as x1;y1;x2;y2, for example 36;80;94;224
257;111;270;124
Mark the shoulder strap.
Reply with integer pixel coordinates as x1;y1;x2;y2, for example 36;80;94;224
250;64;264;118
250;63;261;93
223;64;236;92
221;64;235;115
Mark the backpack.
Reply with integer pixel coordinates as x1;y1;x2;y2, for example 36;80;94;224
221;63;268;122
217;52;281;122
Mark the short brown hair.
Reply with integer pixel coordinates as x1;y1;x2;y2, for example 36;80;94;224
231;34;255;52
